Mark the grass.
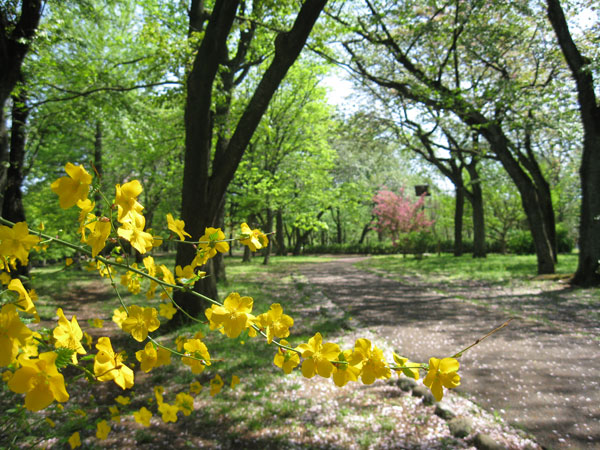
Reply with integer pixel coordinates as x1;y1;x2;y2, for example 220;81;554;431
356;252;578;284
2;252;546;449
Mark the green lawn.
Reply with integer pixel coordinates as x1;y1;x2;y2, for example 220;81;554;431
355;252;578;284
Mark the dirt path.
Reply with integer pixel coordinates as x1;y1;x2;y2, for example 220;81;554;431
295;256;600;450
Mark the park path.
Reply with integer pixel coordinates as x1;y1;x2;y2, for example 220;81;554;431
294;256;600;450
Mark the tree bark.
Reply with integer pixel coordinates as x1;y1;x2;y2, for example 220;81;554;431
0;0;43;212
2;91;28;223
174;0;328;321
262;207;273;265
466;159;486;258
453;183;464;257
275;209;286;255
547;0;600;285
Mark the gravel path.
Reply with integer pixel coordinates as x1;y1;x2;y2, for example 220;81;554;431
295;256;600;450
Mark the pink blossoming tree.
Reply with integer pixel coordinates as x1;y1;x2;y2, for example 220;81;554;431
372;187;434;247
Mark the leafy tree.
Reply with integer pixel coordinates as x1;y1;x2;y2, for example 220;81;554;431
331;0;562;274
546;0;600;285
372;187;434;251
0;0;43;214
174;0;328;319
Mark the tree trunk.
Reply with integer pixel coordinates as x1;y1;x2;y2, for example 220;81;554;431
275;209;286;255
0;0;43;213
453;184;464;257
93;121;103;215
2;91;27;224
358;217;373;244
174;0;328;321
466;160;486;258
546;0;600;285
2;91;28;276
262;207;273;265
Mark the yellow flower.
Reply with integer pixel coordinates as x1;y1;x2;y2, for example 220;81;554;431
0;304;32;366
393;353;420;380
273;339;300;374
159;302;177;320
296;332;340;379
7;352;69;411
332;350;361;387
53;308;86;364
154;385;164;405
159;402;179;423
21;331;41;358
91;318;104;328
166;213;191;241
114;180;143;223
68;431;81;449
51;163;92;209
96;419;110;440
189;381;203;395
210;374;224;397
109;405;120;422
0;271;11;285
205;292;254;339
65;257;73;266
45;417;55;428
83;331;93;348
134;407;152;426
120;269;141;295
239;223;268;251
7;278;38;321
117;213;153;254
121;305;160;342
350;338;391;385
175;392;194;416
93;337;134;390
159;265;175;300
198;227;229;259
181;339;211;374
230;375;240;389
175;264;197;284
135;342;171;372
133;406;152;427
423;357;461;402
255;303;293;343
115;395;130;405
82;218;111;257
112;307;127;329
143;256;157;276
0;222;41;266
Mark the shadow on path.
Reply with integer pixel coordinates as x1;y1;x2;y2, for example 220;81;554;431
296;256;600;450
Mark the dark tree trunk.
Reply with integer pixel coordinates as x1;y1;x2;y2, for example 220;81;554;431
0;0;43;212
466;160;486;258
2;91;28;276
262;207;273;265
453;184;464;257
547;0;600;285
275;209;286;255
0;109;8;213
93;121;103;215
173;0;327;320
335;207;342;244
2;91;27;224
358;216;374;244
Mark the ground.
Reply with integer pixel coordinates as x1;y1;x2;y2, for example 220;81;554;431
6;254;598;449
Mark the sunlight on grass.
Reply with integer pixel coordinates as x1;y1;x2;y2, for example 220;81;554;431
356;253;578;284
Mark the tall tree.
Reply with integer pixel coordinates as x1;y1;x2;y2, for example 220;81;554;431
333;0;559;274
0;0;43;212
546;0;600;285
174;0;328;320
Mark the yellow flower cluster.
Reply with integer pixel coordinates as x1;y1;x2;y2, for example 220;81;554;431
0;162;475;447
